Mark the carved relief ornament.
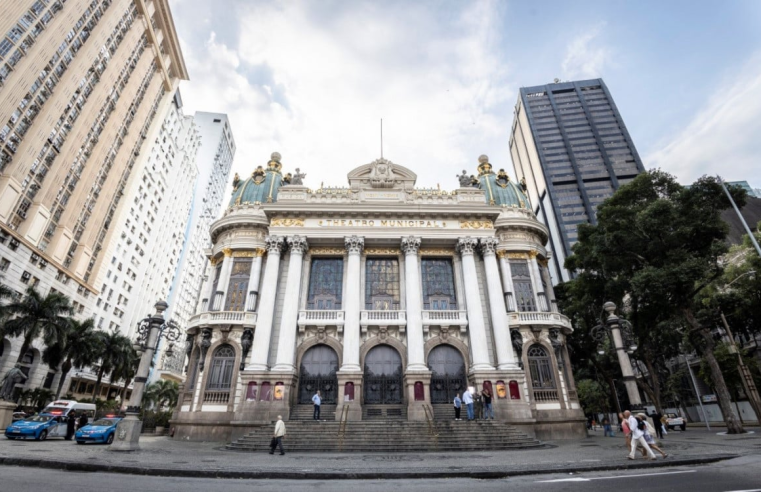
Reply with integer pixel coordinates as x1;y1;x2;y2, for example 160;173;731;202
400;236;422;255
457;237;479;256
287;235;309;255
460;220;493;230
271;218;305;227
344;236;365;255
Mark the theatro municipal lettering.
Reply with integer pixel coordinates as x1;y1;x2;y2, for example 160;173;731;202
269;218;496;229
318;219;448;228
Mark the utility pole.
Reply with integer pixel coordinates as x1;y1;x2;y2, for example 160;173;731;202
720;311;761;424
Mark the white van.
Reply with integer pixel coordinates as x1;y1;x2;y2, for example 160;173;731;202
42;400;96;418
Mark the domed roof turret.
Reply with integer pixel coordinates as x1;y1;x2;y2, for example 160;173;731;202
228;152;287;207
474;155;531;209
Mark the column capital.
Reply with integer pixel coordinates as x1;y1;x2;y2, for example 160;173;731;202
456;237;479;256
344;235;365;255
400;236;422;255
222;247;233;257
287;235;309;255
264;235;285;255
479;237;499;257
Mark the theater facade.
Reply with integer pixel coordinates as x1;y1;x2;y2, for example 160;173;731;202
171;153;585;441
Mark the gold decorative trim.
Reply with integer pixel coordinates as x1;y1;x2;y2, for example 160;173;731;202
310;247;346;256
233;250;259;258
255;248;266;257
222;247;233;257
209;256;221;266
365;248;401;256
270;218;305;227
528;250;539;259
506;252;529;259
496;250;507;259
419;248;456;257
460;220;493;230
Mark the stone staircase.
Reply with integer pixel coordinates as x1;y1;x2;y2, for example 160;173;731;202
362;404;407;420
290;404;337;421
226;419;542;452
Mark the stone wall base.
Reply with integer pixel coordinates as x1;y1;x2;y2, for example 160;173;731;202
533;409;588;440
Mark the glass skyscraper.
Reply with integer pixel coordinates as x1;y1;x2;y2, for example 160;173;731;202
510;79;645;283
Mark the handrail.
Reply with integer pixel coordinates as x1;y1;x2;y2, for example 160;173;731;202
422;404;439;450
337;404;349;451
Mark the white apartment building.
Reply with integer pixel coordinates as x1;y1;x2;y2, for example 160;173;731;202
155;112;235;382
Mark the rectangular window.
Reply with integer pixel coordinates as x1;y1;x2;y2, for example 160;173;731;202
510;261;536;312
421;258;456;310
307;258;344;309
365;258;400;310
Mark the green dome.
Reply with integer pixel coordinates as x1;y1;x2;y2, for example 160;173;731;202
228;153;286;207
475;156;531;209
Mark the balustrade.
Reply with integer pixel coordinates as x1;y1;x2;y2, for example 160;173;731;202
533;389;559;402
506;311;572;330
202;390;230;405
360;310;407;323
187;311;258;329
537;292;550;312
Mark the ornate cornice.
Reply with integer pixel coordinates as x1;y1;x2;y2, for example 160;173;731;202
264;235;285;255
344;236;365;255
457;237;479;256
365;248;400;256
400;236;422;255
419;248;455;257
460;220;493;230
287;235;309;255
479;237;499;257
232;250;258;258
310;247;345;256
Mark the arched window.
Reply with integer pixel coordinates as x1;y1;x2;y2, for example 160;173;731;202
206;345;235;391
527;345;555;389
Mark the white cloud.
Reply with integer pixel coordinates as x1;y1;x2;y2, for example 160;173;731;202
561;23;611;81
646;53;761;185
173;0;517;193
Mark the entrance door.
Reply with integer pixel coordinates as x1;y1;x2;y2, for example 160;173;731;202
428;345;466;404
363;345;403;404
298;345;338;404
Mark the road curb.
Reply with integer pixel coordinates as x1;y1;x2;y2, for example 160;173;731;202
0;454;737;480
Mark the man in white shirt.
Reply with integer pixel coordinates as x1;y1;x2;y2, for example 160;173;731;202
312;390;321;420
462;389;474;421
626;410;656;460
270;415;286;455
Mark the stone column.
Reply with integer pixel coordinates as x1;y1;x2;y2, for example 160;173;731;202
245;249;265;311
528;251;546;311
480;238;518;370
340;236;364;372
247;236;284;370
214;249;234;310
457;237;494;371
272;236;309;372
401;236;426;371
200;259;218;312
497;251;516;312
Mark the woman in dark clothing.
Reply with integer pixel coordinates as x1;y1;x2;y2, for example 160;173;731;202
65;414;77;440
78;411;89;430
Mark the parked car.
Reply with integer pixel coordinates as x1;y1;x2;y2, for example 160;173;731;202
665;413;686;431
75;417;122;445
11;412;27;422
5;414;69;440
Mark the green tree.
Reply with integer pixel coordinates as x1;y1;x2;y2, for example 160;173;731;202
91;329;132;402
1;286;73;364
564;170;747;433
698;342;761;403
42;317;100;398
577;379;610;415
143;379;180;410
109;346;140;404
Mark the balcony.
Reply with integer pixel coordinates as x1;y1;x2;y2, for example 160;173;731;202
360;310;406;328
188;311;258;329
298;310;345;333
507;311;572;330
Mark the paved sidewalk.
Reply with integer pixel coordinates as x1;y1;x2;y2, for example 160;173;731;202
0;427;758;479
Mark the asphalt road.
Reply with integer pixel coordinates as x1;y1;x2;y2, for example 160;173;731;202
1;455;760;492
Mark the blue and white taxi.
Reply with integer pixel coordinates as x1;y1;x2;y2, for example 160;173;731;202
75;416;122;445
5;413;69;440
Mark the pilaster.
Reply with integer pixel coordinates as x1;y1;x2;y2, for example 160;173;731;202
457;237;494;371
247;236;284;370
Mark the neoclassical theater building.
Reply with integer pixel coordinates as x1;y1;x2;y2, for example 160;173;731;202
172;153;585;441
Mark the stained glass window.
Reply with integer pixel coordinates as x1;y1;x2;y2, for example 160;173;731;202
307;258;343;309
225;259;251;311
510;260;537;312
527;345;555;389
207;345;235;390
421;258;457;309
365;258;400;310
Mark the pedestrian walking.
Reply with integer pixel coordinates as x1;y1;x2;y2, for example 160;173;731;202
482;388;494;419
638;413;668;458
650;411;664;439
660;414;669;436
474;391;483;420
602;417;615;437
312;390;322;420
453;393;462;421
626;410;656;460
462;388;474;421
65;413;76;440
269;415;286;455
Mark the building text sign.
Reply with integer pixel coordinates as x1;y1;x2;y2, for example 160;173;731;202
270;217;493;230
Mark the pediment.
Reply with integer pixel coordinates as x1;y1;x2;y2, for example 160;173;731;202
347;158;417;190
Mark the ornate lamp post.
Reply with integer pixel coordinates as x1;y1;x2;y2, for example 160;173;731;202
590;302;642;409
111;300;181;452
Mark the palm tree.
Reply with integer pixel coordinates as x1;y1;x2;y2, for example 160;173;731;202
1;286;73;364
109;346;140;404
42;318;100;398
0;282;16;322
91;329;132;402
143;379;179;410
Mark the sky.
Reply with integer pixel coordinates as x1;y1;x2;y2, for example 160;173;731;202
168;0;761;193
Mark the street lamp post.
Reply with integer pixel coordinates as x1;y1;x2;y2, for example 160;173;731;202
591;302;642;409
110;300;181;452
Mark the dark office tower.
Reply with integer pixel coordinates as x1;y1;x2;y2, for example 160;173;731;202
510;79;645;284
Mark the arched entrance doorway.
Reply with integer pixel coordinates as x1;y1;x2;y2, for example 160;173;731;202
298;345;338;404
428;344;466;404
364;345;403;404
